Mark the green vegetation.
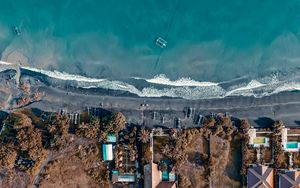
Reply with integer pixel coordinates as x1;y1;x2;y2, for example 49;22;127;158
0;108;128;187
271;120;287;169
0;108;298;188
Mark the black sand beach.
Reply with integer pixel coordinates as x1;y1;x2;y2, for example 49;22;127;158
29;81;300;128
1;65;300;128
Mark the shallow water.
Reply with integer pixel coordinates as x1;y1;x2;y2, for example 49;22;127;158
1;1;300;99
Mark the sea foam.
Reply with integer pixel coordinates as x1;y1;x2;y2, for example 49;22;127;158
139;74;218;87
225;80;266;96
1;61;300;100
21;66;105;83
19;67;300;99
0;61;13;65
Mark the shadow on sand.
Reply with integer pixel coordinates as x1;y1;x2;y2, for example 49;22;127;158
254;117;275;128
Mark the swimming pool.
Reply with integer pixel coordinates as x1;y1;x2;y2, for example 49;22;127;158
286;142;299;149
253;137;266;144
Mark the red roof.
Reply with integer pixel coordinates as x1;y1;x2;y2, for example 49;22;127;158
156;181;176;188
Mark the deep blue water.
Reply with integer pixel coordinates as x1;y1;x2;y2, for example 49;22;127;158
1;0;300;83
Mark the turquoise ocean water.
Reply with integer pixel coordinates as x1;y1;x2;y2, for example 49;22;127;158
2;0;300;99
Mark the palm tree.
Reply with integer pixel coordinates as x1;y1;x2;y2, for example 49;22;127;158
170;128;178;139
153;128;163;136
100;131;108;141
161;145;171;155
240;119;251;131
107;112;126;133
158;162;167;171
138;128;150;143
173;148;183;160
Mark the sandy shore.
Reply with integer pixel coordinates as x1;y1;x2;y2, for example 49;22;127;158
28;83;300;128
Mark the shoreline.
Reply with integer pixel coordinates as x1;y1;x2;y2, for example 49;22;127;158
2;58;300;100
0;64;300;128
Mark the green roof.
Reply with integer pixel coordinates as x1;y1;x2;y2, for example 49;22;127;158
107;134;117;143
253;137;266;144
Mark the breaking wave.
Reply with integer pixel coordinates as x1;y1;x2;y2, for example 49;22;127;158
135;74;218;87
22;66;105;83
1;61;300;100
225;80;266;97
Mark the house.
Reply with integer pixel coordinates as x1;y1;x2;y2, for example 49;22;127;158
248;128;270;147
102;133;117;161
156;182;176;188
106;134;117;143
247;165;274;188
279;170;300;188
281;128;300;152
102;144;113;161
112;170;135;183
144;162;176;188
117;173;135;182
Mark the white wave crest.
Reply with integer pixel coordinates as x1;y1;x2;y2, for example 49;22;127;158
22;66;105;83
0;61;13;65
0;60;18;72
80;80;225;99
225;80;266;96
139;74;218;87
20;66;300;99
2;62;299;100
271;82;300;94
138;86;226;99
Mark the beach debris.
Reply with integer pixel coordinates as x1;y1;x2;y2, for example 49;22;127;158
140;101;149;107
152;111;158;120
194;114;204;126
156;37;167;48
174;117;181;129
185;107;194;118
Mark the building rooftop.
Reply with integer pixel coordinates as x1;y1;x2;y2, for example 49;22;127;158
281;128;300;152
106;133;117;143
144;162;177;188
247;165;274;188
279;170;300;188
102;144;113;161
144;163;162;188
117;173;135;182
248;128;270;147
156;181;176;188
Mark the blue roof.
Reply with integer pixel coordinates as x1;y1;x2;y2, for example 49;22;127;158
118;173;135;182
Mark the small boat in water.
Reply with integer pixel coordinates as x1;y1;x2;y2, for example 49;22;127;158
156;37;167;48
13;26;21;36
